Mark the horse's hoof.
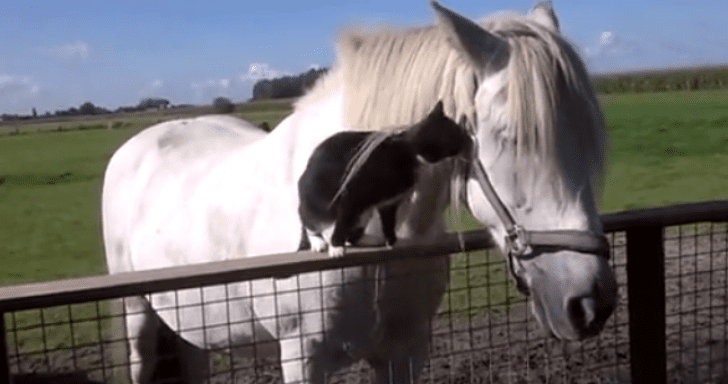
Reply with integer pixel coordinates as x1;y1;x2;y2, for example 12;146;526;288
310;236;328;253
328;246;345;257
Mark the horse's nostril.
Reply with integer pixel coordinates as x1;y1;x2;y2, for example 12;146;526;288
569;296;615;334
570;297;596;328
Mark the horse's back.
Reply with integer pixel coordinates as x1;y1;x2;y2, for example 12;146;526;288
102;115;267;275
134;114;266;159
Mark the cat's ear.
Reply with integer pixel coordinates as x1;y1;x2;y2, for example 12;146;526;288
429;100;445;118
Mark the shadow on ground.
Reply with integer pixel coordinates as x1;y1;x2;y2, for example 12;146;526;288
13;372;102;384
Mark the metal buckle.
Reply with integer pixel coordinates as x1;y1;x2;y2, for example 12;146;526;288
506;225;528;257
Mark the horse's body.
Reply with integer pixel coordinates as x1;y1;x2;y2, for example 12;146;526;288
102;2;617;383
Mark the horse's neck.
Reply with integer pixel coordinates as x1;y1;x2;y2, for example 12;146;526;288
396;162;452;238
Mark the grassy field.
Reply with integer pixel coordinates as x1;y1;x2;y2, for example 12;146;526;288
2;89;727;286
600;89;728;211
1;90;727;362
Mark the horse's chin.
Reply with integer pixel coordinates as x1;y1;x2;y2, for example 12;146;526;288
530;294;578;340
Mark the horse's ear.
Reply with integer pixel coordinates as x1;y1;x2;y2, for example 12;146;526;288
431;1;510;75
530;1;560;32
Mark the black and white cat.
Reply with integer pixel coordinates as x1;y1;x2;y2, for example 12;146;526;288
297;101;472;257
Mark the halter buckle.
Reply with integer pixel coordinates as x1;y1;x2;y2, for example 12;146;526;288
506;225;529;257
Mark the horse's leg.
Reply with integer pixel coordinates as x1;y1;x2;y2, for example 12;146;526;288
370;324;430;384
276;294;351;383
175;337;209;384
280;333;354;384
124;296;160;384
279;336;308;384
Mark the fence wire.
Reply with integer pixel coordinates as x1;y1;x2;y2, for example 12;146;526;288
664;222;728;383
1;224;727;383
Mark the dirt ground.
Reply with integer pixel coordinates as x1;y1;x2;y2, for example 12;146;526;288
7;229;728;383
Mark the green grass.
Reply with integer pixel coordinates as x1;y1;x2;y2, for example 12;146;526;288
600;89;728;211
0;100;293;286
0;129;144;285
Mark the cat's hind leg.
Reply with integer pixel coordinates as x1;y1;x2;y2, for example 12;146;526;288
378;204;399;248
329;205;364;258
305;227;329;253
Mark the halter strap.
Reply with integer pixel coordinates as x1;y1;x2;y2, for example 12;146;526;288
330;131;391;208
471;158;609;259
469;156;610;294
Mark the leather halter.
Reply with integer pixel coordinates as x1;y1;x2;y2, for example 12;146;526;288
470;158;610;295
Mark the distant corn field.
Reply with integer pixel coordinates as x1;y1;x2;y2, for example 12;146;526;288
592;66;728;94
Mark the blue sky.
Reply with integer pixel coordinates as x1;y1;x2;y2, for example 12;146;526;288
1;0;727;115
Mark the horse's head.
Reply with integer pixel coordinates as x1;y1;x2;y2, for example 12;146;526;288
432;1;617;340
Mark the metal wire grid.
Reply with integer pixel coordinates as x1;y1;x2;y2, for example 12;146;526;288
4;301;120;383
3;238;632;384
664;222;728;383
416;233;630;384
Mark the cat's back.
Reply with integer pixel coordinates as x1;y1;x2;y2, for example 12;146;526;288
298;131;373;215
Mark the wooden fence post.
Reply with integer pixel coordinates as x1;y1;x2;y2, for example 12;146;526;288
626;226;666;383
1;313;11;384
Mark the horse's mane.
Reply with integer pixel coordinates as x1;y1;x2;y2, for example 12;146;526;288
341;25;478;135
297;8;605;189
484;12;606;188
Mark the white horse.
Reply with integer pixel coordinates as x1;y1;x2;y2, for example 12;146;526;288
102;2;617;383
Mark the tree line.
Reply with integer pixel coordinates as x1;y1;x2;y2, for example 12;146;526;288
1;98;171;122
252;67;329;100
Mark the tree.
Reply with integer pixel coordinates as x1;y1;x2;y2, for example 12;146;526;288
138;98;170;110
213;97;234;113
32;108;37;118
79;102;97;115
251;67;329;100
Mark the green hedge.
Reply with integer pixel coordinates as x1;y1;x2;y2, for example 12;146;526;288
592;67;728;94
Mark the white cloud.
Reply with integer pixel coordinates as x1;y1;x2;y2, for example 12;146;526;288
585;31;641;59
191;79;231;89
0;75;40;105
241;63;291;82
190;78;234;104
36;41;90;63
139;79;168;99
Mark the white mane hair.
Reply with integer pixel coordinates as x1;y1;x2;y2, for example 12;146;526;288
297;8;606;192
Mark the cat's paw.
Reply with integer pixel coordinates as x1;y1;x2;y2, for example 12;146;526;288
328;246;345;258
385;238;397;249
310;236;328;253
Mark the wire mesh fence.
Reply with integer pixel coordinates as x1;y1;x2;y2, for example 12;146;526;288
1;209;728;383
664;222;728;383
